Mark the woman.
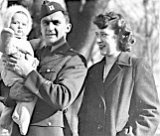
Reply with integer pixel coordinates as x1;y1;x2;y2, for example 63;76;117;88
79;11;160;136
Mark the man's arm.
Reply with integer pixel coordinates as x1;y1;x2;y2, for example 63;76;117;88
24;55;87;110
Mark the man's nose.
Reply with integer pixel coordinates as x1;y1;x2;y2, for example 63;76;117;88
96;37;102;43
48;22;55;30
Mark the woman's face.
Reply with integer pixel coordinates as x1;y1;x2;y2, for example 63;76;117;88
96;27;120;57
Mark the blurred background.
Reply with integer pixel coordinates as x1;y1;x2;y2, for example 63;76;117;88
0;0;159;135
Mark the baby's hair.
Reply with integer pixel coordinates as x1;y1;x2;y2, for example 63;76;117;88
94;11;135;52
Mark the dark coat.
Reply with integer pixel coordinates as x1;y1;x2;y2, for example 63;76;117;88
79;52;160;136
11;38;87;136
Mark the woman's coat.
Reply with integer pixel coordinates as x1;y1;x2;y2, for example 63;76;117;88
79;52;160;136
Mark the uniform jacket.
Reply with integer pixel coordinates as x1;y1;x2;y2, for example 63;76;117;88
79;52;160;136
11;38;87;136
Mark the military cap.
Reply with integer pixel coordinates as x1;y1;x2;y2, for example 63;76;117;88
40;1;66;19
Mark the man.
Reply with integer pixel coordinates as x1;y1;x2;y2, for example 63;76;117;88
79;12;160;136
1;1;87;136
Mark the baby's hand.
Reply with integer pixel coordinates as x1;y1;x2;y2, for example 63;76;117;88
0;28;14;54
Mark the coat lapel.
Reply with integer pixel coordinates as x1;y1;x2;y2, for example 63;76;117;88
93;52;133;101
94;59;105;96
104;63;122;88
103;52;132;89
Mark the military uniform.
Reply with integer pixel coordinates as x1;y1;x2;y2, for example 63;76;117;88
11;38;87;136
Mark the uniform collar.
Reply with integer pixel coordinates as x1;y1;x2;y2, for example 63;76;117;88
42;37;71;54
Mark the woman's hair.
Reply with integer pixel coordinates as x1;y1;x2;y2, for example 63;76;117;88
94;11;135;52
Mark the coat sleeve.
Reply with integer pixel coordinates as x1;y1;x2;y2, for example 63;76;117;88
23;55;87;110
128;59;160;136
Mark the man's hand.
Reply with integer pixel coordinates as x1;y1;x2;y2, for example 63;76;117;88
15;54;35;77
9;82;34;102
117;126;134;136
2;53;34;77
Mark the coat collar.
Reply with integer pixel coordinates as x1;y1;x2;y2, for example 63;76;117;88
92;52;135;101
96;52;133;95
98;52;133;69
116;52;133;67
103;52;133;85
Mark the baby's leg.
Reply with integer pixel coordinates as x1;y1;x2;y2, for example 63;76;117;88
11;82;37;135
12;98;37;135
0;106;14;135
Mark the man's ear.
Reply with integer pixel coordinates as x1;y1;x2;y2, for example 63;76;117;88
66;23;72;33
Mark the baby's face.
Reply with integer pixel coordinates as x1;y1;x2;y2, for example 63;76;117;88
10;12;29;39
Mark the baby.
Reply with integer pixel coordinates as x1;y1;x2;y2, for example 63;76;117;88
0;5;39;135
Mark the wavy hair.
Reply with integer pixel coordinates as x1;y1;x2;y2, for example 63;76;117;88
94;11;135;52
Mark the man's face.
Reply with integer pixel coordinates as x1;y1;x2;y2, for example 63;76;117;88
96;27;120;57
10;12;28;38
41;11;71;45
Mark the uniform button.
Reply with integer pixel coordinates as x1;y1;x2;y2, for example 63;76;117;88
46;69;51;72
47;122;52;126
97;124;103;130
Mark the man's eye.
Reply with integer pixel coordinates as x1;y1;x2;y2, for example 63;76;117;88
101;33;108;37
43;21;49;26
42;20;60;26
52;20;60;25
95;32;99;37
42;20;50;26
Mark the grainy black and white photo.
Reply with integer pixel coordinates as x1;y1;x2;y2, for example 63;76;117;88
0;0;159;136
